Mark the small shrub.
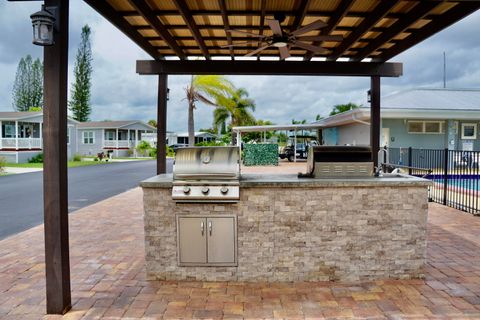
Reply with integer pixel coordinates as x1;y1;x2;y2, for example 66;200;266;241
127;149;134;156
94;157;99;162
149;148;157;158
136;140;151;156
72;154;82;162
28;153;44;163
167;146;175;157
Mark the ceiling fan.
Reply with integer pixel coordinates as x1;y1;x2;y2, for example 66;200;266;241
224;13;342;60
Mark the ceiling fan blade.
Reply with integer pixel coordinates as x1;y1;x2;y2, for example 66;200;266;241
278;46;290;60
220;41;262;48
226;29;266;38
266;19;283;36
245;44;270;57
296;35;343;42
293;41;328;53
290;19;328;36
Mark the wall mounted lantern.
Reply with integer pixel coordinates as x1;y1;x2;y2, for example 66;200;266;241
367;89;372;103
30;6;56;46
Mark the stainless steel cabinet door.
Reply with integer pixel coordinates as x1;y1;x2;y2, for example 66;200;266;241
207;217;236;264
178;217;207;264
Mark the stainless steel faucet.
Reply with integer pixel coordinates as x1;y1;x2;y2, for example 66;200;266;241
375;148;389;176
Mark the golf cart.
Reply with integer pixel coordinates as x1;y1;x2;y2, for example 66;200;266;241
279;135;319;162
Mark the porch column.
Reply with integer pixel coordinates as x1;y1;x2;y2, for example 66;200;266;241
370;76;381;167
294;130;297;162
116;128;119;149
42;0;71;314
236;131;241;147
15;121;18;150
101;129;104;148
40;123;43;149
157;74;168;174
127;129;130;148
0;120;2;149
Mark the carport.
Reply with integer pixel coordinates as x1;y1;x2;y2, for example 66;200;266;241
9;0;480;314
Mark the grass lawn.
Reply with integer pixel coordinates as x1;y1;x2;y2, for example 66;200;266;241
4;161;111;168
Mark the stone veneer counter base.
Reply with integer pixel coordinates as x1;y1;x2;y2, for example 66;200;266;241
141;174;431;282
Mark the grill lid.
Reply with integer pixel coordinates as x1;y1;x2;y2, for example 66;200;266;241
173;146;240;181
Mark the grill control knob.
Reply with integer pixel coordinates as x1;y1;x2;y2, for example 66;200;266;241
201;187;210;195
183;186;191;194
220;186;229;194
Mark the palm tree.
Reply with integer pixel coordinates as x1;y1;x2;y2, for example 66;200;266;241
213;88;256;133
185;75;234;146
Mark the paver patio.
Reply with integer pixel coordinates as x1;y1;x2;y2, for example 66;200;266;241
1;187;480;319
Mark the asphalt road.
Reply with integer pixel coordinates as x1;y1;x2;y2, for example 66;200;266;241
0;159;173;240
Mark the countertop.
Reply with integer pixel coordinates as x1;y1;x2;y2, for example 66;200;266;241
140;173;432;188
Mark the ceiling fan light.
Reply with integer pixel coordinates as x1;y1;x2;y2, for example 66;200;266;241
273;41;288;48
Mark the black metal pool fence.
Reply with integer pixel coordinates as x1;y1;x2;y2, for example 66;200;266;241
387;147;480;215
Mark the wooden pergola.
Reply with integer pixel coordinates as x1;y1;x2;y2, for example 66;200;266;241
12;0;480;314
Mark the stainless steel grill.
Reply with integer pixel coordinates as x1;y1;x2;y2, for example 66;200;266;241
172;146;240;202
303;146;373;178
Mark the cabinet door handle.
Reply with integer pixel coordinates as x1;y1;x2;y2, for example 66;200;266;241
208;221;212;236
201;221;204;236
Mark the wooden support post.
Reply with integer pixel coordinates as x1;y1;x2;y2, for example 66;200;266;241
157;74;168;174
15;121;18;150
370;76;381;167
43;0;71;314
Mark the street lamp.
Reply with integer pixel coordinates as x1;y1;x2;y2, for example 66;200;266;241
30;6;56;46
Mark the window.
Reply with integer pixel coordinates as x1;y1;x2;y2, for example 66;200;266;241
461;123;477;139
407;121;444;134
106;131;115;140
82;131;94;144
407;121;423;133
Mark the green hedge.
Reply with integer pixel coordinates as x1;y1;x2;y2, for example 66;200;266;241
243;143;278;166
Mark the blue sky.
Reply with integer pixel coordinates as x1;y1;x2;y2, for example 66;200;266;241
1;2;480;132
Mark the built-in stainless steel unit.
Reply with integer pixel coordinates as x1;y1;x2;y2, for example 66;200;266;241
172;146;240;202
304;146;373;177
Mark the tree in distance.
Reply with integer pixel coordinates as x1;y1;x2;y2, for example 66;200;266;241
69;25;93;122
12;55;43;111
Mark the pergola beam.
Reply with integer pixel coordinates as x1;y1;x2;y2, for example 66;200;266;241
128;0;186;59
84;0;161;59
305;0;354;60
137;60;402;77
327;1;400;61
172;0;210;59
218;0;234;60
350;1;441;62
375;2;480;62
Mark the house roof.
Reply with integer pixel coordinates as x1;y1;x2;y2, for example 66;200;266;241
316;88;480;128
173;132;217;138
0;111;43;121
85;0;480;62
77;121;156;130
382;88;480;110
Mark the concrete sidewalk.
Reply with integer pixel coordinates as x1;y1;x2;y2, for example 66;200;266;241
2;167;43;174
1;188;480;319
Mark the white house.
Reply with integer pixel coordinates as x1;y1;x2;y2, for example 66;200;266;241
0;112;156;163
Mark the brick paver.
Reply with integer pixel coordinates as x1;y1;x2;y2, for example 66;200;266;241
1;188;480;319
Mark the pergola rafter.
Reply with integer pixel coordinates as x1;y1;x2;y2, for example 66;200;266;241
218;0;234;60
128;0;186;59
304;0;354;60
172;0;211;59
350;1;442;62
327;1;400;61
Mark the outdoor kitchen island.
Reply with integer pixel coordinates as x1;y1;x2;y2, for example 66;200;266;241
141;172;431;282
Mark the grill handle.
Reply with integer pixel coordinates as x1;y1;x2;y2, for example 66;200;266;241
201;221;204;236
208;221;212;236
